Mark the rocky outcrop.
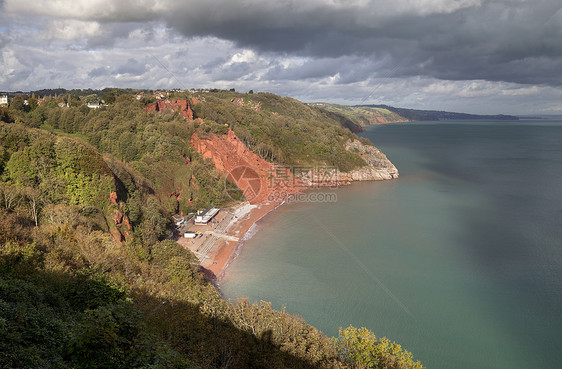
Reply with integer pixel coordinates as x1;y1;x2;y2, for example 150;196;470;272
297;139;398;186
109;191;131;243
230;97;262;112
145;99;194;120
345;139;399;179
362;111;402;125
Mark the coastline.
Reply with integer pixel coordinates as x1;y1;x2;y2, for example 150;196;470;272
177;170;399;284
185;129;398;283
214;200;285;283
176;199;285;284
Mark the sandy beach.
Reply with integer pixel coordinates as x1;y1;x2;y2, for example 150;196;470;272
176;199;283;283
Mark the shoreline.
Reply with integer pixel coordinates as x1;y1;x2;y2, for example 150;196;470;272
178;177;398;284
176;198;286;284
186;130;398;283
214;199;286;283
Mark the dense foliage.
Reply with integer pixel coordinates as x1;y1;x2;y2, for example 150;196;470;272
332;327;424;369
0;91;423;368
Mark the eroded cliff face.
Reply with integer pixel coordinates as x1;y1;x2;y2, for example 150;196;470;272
145;99;194;120
109;191;131;242
191;129;302;204
191;131;398;203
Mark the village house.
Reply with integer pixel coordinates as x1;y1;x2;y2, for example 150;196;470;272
172;215;185;227
154;91;169;100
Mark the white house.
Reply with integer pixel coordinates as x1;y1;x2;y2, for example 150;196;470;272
194;207;220;225
172;215;185;227
0;95;8;105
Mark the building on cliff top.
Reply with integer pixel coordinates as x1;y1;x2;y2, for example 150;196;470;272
0;95;8;105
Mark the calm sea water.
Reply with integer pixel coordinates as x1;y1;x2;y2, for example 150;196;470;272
220;120;562;369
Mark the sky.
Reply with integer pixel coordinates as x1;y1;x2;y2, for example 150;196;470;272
1;0;562;115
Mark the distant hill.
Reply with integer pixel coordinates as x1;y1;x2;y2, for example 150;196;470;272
309;103;410;130
360;104;519;121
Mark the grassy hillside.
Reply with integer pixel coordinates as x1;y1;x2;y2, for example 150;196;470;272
310;103;410;126
360;104;519;121
0;91;423;369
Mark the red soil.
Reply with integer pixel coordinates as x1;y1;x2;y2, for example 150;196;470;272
191;129;303;204
109;191;118;205
108;192;132;242
145;99;194;120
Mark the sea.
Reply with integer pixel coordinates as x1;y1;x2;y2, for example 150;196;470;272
220;120;562;369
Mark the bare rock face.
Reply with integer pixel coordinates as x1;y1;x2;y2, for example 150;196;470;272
297;139;398;186
108;191;132;243
191;129;302;204
230;97;262;111
343;139;399;180
109;191;118;205
145;99;194;120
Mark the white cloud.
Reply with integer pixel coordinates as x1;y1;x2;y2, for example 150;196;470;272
4;0;162;21
228;50;257;65
44;20;102;41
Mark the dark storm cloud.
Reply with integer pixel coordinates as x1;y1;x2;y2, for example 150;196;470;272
6;0;562;86
209;62;254;80
200;57;230;73
158;0;562;86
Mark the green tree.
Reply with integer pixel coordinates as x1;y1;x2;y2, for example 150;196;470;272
27;98;38;111
6;148;39;186
0;107;15;123
84;94;100;105
103;91;116;105
10;95;30;112
332;326;424;369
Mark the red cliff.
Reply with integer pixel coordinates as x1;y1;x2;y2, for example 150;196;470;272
108;191;132;243
191;129;303;204
145;99;194;120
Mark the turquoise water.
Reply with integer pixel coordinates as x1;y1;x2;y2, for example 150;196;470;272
220;121;562;369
